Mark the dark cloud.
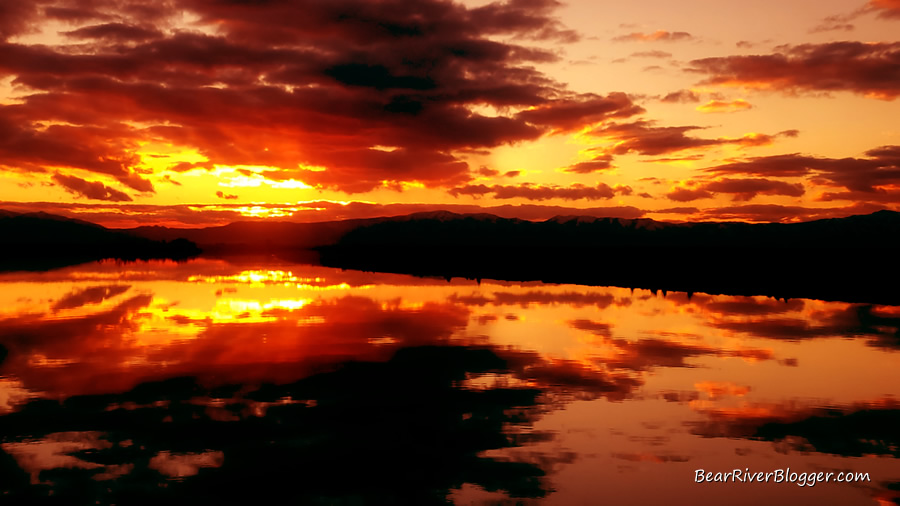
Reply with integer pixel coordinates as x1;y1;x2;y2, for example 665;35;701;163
515;92;644;133
689;399;900;459
704;146;900;192
563;153;615;174
666;187;713;202
51;285;132;312
612;30;693;42
585;120;778;157
702;297;806;317
0;107;154;192
600;337;772;371
703;178;804;200
476;166;500;177
870;0;900;18
688;42;900;100
215;191;238;200
61;22;163;41
660;89;700;103
817;188;900;204
651;206;698;214
0;0;637;194
569;319;612;337
631;50;672;59
667;178;805;202
448;182;631;201
693;202;887;222
52;173;133;202
708;304;898;348
0;3;40;39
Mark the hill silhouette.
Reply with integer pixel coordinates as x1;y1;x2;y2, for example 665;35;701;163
0;211;201;271
10;208;898;303
316;210;900;305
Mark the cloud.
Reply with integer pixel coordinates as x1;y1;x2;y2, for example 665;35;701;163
688;42;900;100
451;290;621;309
0;107;154;192
704;145;900;192
666;178;805;202
0;0;631;194
584;120;779;157
448;182;632;201
61;22;163;42
869;0;900;18
666;187;713;202
215;191;238;200
817;188;900;204
51;284;132;312
515;92;644;133
51;173;133;202
661;89;700;103
630;50;672;59
696;99;752;113
563;153;615;174
612;30;693;42
693;202;887;222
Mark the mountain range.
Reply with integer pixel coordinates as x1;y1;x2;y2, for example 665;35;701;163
3;208;898;304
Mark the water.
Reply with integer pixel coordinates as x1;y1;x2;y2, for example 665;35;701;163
0;258;898;505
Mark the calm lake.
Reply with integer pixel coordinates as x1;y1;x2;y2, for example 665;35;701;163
1;258;898;505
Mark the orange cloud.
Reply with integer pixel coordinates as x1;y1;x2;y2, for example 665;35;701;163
448;182;632;201
696;99;752;113
0;0;636;196
584;120;780;157
705;145;900;192
667;178;805;202
870;0;900;18
612;30;693;42
688;42;900;100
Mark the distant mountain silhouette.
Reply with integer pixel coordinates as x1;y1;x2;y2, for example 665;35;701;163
18;208;900;303
0;211;201;271
127;218;374;252
316;210;900;305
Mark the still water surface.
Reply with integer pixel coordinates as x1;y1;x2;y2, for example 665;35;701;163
0;258;898;504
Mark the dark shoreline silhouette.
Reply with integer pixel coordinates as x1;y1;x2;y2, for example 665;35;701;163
0;211;201;272
316;210;900;306
4;208;898;304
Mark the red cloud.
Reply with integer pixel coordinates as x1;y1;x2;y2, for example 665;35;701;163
612;30;693;42
667;178;806;202
667;188;713;202
62;22;163;42
660;89;700;103
585;120;780;157
215;191;238;200
564;153;615;174
705;146;900;192
52;173;133;202
870;0;900;18
515;92;644;133
696;99;752;113
688;42;900;99
0;0;639;195
0;106;154;192
448;182;632;201
694;202;887;222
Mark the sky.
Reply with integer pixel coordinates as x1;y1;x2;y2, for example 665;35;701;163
1;0;899;227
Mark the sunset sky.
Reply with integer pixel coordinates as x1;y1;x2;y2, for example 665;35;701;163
1;0;899;227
